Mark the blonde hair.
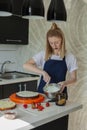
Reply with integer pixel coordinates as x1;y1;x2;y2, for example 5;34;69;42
45;23;66;61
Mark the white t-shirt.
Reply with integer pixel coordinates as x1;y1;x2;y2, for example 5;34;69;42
33;51;78;73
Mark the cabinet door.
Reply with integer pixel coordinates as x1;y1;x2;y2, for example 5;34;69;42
22;80;38;92
2;80;38;99
2;83;20;99
0;16;29;45
0;0;29;45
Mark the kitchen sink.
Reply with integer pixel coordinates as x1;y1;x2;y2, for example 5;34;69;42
0;71;37;80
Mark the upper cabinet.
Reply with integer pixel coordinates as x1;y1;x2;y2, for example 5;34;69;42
0;0;29;45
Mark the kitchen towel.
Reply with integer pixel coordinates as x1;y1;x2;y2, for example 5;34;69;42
0;116;34;130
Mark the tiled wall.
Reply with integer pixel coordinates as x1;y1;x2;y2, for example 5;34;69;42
0;45;17;72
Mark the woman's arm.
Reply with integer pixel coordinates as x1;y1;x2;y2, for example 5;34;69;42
58;70;77;92
23;58;51;83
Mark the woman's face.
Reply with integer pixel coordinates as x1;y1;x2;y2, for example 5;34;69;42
48;36;62;54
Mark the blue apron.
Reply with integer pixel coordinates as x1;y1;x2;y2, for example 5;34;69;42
38;57;68;98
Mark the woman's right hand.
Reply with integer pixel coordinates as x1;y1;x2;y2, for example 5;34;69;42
42;71;51;83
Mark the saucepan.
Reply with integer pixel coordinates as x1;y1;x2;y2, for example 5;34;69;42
43;83;61;99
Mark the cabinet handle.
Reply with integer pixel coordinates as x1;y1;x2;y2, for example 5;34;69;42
19;84;22;91
24;83;27;91
6;39;22;42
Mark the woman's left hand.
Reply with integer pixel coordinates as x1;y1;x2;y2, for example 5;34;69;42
58;81;67;93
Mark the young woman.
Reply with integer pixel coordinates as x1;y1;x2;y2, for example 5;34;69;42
23;23;78;130
23;23;78;97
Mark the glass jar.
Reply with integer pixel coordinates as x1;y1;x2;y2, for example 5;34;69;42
55;93;66;106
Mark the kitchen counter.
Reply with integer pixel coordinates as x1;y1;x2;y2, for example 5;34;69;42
0;73;83;129
0;71;40;99
0;76;39;85
0;99;82;130
0;71;39;85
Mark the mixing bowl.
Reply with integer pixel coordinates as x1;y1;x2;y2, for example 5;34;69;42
43;83;61;99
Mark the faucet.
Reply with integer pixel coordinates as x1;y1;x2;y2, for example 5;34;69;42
1;60;12;74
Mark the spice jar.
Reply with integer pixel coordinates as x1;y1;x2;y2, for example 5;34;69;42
55;93;66;106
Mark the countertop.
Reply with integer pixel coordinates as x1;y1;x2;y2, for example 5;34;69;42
0;72;83;129
0;76;39;85
0;72;39;85
0;99;83;130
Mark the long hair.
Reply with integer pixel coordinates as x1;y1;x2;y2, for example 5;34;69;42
45;23;66;61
